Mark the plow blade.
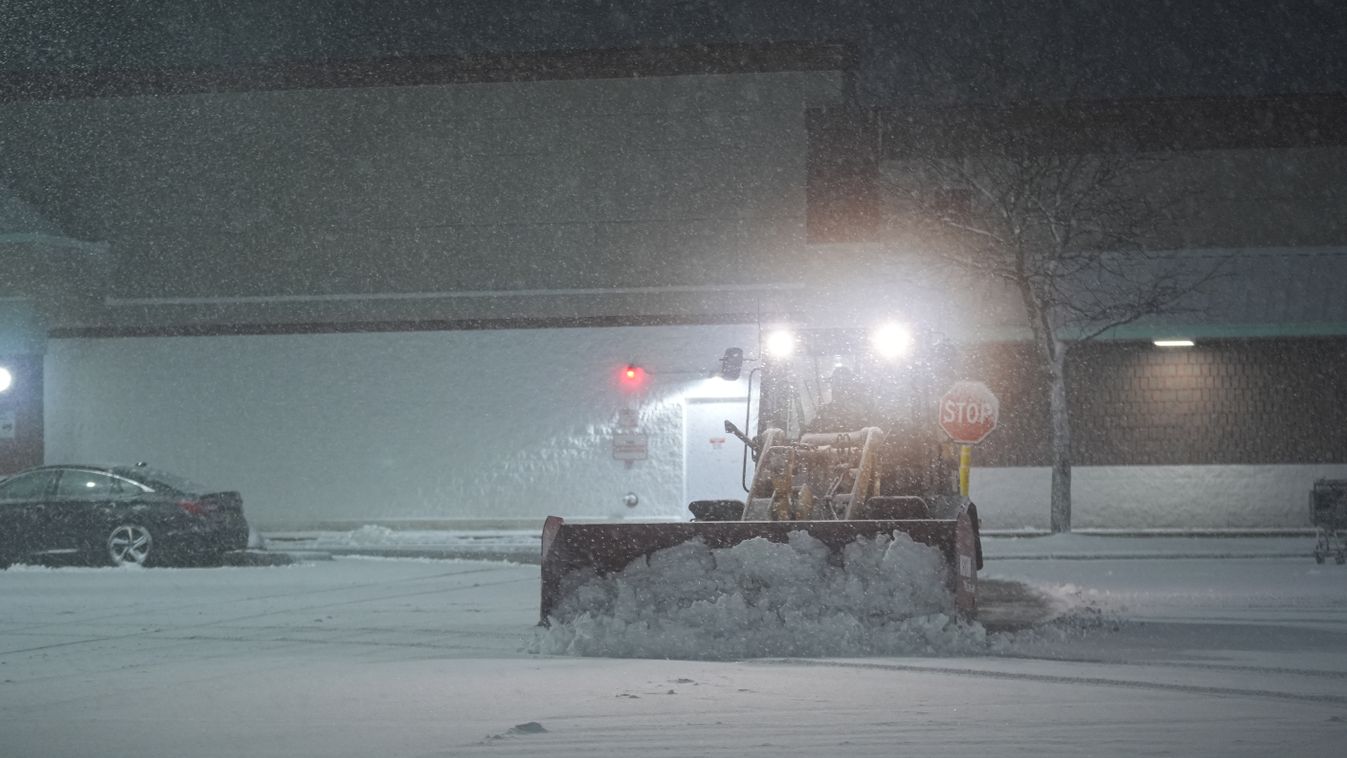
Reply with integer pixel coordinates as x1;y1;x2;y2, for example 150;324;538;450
540;505;980;625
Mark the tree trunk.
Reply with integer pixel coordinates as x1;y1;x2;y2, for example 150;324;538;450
1048;340;1072;533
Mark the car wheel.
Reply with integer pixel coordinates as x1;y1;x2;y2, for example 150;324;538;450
107;524;155;567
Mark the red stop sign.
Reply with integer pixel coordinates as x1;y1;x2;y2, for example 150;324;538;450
939;381;1000;444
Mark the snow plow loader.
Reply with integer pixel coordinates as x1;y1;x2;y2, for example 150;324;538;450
540;325;983;624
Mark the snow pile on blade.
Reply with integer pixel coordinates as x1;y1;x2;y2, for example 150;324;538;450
534;530;989;660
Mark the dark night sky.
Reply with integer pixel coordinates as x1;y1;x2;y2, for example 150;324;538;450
1;0;1344;104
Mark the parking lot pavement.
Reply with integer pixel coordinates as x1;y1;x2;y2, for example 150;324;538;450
0;558;540;664
3;554;1345;758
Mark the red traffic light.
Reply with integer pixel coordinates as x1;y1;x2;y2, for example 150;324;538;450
619;364;646;386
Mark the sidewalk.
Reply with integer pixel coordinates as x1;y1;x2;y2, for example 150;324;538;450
979;532;1313;560
260;525;1319;564
262;526;543;563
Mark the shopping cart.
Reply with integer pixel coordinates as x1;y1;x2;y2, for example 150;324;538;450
1310;479;1347;565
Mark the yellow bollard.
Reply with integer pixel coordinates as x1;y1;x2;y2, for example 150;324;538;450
959;445;971;497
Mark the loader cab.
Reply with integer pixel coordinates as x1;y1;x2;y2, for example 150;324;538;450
742;324;962;502
757;327;952;433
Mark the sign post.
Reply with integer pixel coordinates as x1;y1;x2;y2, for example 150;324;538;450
938;381;1001;497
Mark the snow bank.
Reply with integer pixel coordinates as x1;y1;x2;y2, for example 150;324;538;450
535;531;992;660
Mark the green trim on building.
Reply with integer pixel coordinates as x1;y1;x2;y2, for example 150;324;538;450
0;298;46;354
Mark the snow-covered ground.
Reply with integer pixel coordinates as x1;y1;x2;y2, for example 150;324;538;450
1;547;1345;757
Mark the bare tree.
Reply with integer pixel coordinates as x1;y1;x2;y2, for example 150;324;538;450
844;27;1226;531
898;147;1218;532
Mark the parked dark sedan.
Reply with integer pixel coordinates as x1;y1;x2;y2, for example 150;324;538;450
0;465;250;568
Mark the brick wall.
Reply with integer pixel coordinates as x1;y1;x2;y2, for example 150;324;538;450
954;342;1050;467
957;337;1347;467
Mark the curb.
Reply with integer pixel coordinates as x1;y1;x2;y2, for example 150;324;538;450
981;551;1310;561
255;545;1315;564
222;549;334;566
316;547;537;563
258;532;1320;564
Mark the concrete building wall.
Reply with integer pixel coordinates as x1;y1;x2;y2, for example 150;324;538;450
1;67;843;326
12;55;1346;531
43;325;756;530
971;463;1347;530
1155;148;1347;250
877;147;1347;255
42;326;1346;531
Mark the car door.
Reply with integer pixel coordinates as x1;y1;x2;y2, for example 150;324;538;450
48;469;119;556
0;469;60;559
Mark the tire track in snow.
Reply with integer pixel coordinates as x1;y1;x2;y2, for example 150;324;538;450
993;652;1347;681
0;562;524;636
761;659;1347;705
0;572;532;657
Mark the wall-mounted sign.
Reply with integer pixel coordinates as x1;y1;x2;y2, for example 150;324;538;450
616;408;639;429
613;431;649;460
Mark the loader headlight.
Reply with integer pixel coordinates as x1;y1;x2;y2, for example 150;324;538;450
871;322;915;360
764;329;796;360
